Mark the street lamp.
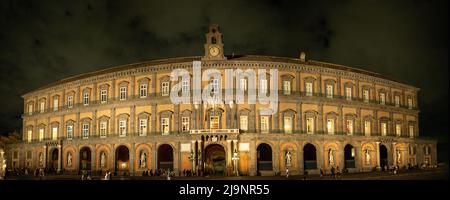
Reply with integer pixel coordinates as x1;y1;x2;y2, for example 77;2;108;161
232;149;239;176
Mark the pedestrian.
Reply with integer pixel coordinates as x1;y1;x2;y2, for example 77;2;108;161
331;166;335;179
285;168;289;178
320;168;324;178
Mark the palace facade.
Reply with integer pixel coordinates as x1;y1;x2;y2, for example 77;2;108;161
4;25;437;176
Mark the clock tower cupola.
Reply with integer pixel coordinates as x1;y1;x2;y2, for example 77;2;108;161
203;24;226;60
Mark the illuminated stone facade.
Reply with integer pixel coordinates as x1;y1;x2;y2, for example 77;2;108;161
5;25;437;176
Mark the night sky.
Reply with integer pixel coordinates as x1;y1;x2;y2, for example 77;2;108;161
0;0;448;145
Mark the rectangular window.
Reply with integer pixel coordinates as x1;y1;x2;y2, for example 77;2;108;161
260;79;267;94
240;116;248;131
82;124;89;139
306;117;314;134
326;84;333;98
27;130;32;142
182;80;189;94
120;87;127;100
39;128;44;141
346;120;354;135
381;122;387;136
119;120;127;137
67;125;73;140
101;89;107;103
284;116;292;133
260;116;269;133
68;96;73;108
28;104;33;115
140;84;148;98
363;90;370;103
181;117;190;132
364;121;371;136
52;127;58;140
162;82;169;96
210;116;219;129
40;101;45;113
396;124;402;136
345;87;352;100
161;118;169;135
240;78;247;92
380;93;386;105
306;82;313;96
395;96;400;107
139;119;148;136
408;98;413;109
100;121;107;138
83;92;89;105
53;98;59;111
211;79;220;94
327;119;335;134
283;81;291;95
409;125;414;138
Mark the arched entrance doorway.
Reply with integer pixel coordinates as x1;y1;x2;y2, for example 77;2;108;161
344;144;355;169
79;147;91;171
204;144;226;176
257;143;273;175
303;143;317;170
50;148;59;173
115;145;130;175
380;144;388;170
157;144;173;170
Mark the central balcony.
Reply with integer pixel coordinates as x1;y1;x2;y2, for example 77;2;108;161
190;129;239;134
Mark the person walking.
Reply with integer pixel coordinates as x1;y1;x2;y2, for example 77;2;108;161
285;168;289;178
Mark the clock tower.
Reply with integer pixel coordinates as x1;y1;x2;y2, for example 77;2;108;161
202;24;226;60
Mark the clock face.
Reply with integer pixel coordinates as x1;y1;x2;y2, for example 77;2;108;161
209;46;220;57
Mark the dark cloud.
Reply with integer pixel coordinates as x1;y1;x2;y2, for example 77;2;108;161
0;0;448;145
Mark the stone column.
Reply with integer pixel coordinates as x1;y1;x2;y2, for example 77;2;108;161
317;104;323;133
91;145;96;172
296;102;302;133
355;142;362;171
197;140;202;172
130;105;136;135
318;142;324;170
191;141;196;171
151;105;157;135
274;103;279;132
152;142;157;170
43;145;47;169
131;75;136;97
298;141;304;173
249;140;257;176
273;141;280;173
338;105;343;134
174;105;179;134
93;82;97;103
76;112;80;138
339;143;345;169
376;142;381;169
337;77;342;97
130;143;135;175
92;110;97;136
233;140;239;175
226;140;232;167
392;142;397;166
250;104;256;132
111;144;116;173
317;74;322;94
111;108;116;136
57;144;62;173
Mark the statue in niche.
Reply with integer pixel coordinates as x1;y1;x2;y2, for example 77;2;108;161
67;153;72;167
328;149;334;166
140;151;147;168
100;152;106;168
285;151;292;166
365;149;371;165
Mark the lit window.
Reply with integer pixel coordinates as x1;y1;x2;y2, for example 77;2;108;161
326;84;333;98
28;104;33;115
120;87;127;100
345;87;352;100
162;82;169;96
408;98;413;109
39;128;44;141
161;118;170;135
210;79;220;94
82;124;89;139
67;125;73;140
284;116;292;133
363;90;370;103
346;119;353;135
379;93;385;105
53;98;59;111
396;124;402;136
181;117;189;132
67;96;73;108
140;84;148;98
100;121;107;138
27;130;32;142
364;121;371;136
119;119;127;137
40;101;45;113
83;92;89;105
306;82;313;96
139;119;148;136
239;78;247;92
52;127;58;140
261;116;269;133
260;79;268;94
409;125;414;138
210;116;219;129
182;80;189;94
306;117;314;134
380;122;387;136
327;119;335;134
240;116;248;131
395;96;400;107
101;89;107;103
283;80;291;95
